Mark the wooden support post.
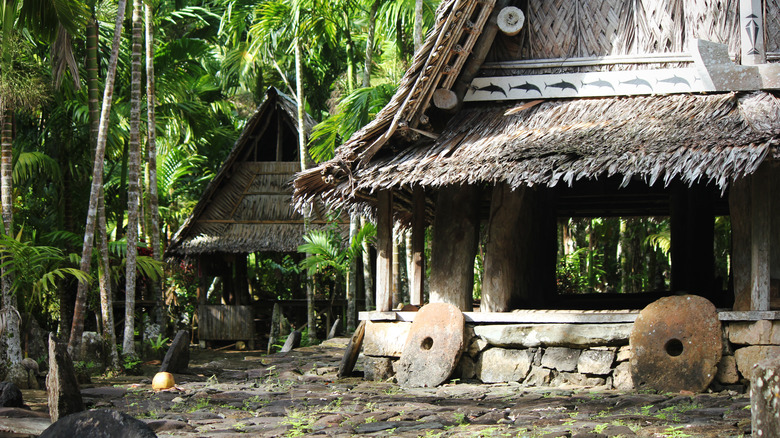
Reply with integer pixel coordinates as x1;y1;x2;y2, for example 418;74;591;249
482;183;523;312
751;164;771;311
730;177;752;310
410;187;425;306
429;185;481;311
235;253;250;306
515;187;557;308
197;257;207;306
376;190;393;312
670;184;715;298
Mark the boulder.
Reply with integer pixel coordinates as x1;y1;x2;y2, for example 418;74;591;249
46;333;84;422
159;330;190;374
578;349;615;375
541;347;581;372
39;409;157;438
362;356;395;381
476;348;532;383
727;320;780;345
734;345;780;381
716;355;740;384
0;382;23;408
612;362;633;390
363;322;411;357
523;366;553;387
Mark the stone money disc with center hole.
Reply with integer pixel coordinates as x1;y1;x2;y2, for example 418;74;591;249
630;294;722;393
396;302;465;388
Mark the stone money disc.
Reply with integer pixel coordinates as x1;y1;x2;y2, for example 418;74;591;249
396;302;465;388
630;295;722;393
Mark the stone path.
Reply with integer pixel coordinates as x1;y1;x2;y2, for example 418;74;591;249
2;337;752;437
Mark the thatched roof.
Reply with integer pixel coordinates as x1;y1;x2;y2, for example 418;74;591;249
293;0;780;214
167;87;321;257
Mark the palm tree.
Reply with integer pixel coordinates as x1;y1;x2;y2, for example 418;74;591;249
68;0;127;358
123;0;144;359
145;0;163;327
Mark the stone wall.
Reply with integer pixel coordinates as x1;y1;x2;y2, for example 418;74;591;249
360;319;780;390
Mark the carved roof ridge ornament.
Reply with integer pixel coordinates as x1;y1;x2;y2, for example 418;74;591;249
466;39;780;103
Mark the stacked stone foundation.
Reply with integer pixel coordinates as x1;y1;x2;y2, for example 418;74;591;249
359;318;780;390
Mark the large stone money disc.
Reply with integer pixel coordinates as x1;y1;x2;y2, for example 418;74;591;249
630;295;722;393
396;302;465;387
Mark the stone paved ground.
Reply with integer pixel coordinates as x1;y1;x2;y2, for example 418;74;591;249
2;338;753;437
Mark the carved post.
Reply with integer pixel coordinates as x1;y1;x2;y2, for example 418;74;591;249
376;190;393;312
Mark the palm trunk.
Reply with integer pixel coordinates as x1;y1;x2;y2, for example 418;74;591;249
123;0;143;358
362;0;380;87
145;2;163;327
414;0;423;52
346;214;358;332
98;192;120;371
87;10;120;367
68;0;127;358
360;216;374;310
1;113;20;366
294;21;316;345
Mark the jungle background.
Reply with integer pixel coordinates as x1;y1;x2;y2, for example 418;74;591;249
0;0;732;381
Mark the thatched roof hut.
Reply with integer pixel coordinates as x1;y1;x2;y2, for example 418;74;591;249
294;0;780;316
168;87;320;257
295;0;780;217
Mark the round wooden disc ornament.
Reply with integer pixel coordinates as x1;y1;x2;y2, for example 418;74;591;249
630;295;722;393
497;6;525;36
395;302;465;388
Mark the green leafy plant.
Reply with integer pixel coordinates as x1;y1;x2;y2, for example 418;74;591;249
146;334;170;355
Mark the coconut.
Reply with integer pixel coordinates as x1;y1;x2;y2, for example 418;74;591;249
152;372;175;390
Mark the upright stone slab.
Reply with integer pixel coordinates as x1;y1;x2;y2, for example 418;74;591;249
630;295;721;393
46;333;84;422
159;330;190;374
396;303;465;387
280;330;302;353
751;356;780;437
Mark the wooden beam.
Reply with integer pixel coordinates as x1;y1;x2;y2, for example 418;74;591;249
409;187;425;306
376;190;393;312
751;163;771;311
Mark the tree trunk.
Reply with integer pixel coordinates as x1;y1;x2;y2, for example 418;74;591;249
145;1;163;327
362;0;380;88
361;216;374;309
0;1;20;367
294;19;316;345
413;0;423;52
346;214;358;332
97;193;120;371
69;0;127;358
122;0;143;358
87;10;120;370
